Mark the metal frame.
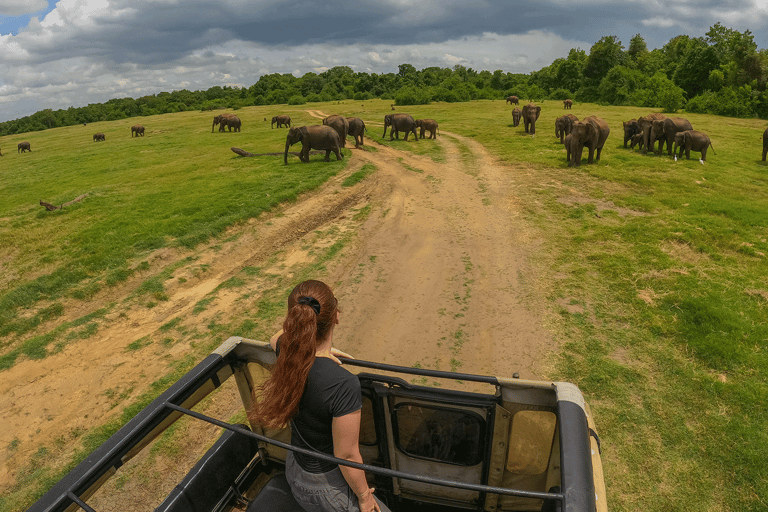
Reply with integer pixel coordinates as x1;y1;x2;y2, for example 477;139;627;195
28;337;601;512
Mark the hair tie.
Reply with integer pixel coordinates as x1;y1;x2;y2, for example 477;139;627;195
297;296;321;315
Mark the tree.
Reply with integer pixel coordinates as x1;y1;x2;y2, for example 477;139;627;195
673;38;719;97
627;34;648;64
583;36;626;87
598;66;647;105
557;49;587;92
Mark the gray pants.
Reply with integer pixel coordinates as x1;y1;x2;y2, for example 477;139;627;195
285;451;390;512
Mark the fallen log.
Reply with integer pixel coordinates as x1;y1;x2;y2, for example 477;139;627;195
39;193;89;211
231;147;327;158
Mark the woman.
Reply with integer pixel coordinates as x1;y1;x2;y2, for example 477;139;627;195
251;280;388;512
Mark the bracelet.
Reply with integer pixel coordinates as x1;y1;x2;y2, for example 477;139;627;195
359;488;374;500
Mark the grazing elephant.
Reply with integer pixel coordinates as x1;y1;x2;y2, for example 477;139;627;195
383;113;418;141
213;114;240;132
93;133;105;142
555;114;578;143
763;128;768;161
323;115;349;148
131;125;145;137
650;117;692;156
18;141;31;152
637;113;665;154
622;119;640;148
629;133;645;151
271;115;292;129
506;95;519;105
569;116;610;166
673;130;715;162
563;99;573;109
415;119;439;139
346;117;366;147
511;107;522;127
284;125;343;164
521;103;541;135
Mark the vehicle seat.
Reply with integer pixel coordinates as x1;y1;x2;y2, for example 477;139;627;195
154;426;258;512
246;473;303;512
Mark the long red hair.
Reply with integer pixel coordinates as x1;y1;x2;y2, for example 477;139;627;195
250;280;338;429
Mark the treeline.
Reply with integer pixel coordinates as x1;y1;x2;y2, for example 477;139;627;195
1;22;766;136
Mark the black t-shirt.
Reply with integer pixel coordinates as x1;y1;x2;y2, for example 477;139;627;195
276;338;362;473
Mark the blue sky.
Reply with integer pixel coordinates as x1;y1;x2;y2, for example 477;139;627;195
1;0;768;122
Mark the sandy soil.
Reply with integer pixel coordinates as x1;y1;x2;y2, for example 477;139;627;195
0;110;555;495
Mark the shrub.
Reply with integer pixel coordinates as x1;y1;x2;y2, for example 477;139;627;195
287;95;306;105
548;88;573;100
394;86;430;105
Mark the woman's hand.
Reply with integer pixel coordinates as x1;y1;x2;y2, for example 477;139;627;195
358;488;381;512
329;347;354;365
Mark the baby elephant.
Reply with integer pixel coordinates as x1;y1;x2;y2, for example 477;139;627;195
18;141;31;153
629;133;644;151
673;130;715;162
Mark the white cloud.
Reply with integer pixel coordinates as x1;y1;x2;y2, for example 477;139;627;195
0;0;47;17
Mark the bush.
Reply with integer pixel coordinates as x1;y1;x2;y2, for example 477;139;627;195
686;86;758;118
288;95;306;105
394;86;430;105
353;91;374;101
548;88;573;100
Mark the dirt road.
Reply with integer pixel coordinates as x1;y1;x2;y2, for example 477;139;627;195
0;111;555;493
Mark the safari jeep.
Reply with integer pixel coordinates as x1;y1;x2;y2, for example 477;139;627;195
28;336;607;512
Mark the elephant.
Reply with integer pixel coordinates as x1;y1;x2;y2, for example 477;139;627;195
511;107;522;127
555;114;578;143
569;116;610;166
323;115;349;147
637;113;665;154
629;133;645;151
346;117;367;147
622;119;640;148
415;119;439;139
564;133;574;163
673;130;715;162
131;125;145;137
563;99;573;109
212;114;240;132
271;115;292;129
506;95;519;105
0;147;2;156
649;117;692;156
93;133;105;142
383;113;418;141
284;125;343;164
521;103;541;135
18;141;31;152
763;128;768;161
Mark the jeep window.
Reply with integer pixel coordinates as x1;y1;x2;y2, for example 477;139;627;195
393;404;485;466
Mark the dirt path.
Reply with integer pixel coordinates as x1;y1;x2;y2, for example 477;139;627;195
0;112;554;493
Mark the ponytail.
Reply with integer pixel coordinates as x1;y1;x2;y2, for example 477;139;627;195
250;280;338;429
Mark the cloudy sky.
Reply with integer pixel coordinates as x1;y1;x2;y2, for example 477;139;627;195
1;0;768;122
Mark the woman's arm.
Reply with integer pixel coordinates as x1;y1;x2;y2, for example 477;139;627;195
332;410;380;512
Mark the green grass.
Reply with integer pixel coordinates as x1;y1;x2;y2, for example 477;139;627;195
2;99;767;512
0;106;347;338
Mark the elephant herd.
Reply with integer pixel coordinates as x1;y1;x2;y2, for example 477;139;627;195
283;112;440;164
622;114;715;162
283;114;369;164
507;100;726;166
381;113;438;141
